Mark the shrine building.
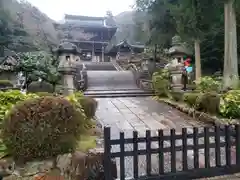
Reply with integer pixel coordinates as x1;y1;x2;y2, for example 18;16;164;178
53;14;117;61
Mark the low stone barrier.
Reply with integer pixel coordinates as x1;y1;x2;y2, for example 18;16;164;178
157;97;237;134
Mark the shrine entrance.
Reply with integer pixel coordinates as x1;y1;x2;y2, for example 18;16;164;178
83;61;153;97
79;60;239;179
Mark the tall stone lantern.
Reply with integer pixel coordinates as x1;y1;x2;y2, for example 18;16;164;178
167;35;192;91
141;57;156;75
54;42;81;95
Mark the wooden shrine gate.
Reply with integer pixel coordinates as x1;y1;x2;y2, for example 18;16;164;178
103;125;240;180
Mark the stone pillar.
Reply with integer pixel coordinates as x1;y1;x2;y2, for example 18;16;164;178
93;56;96;62
99;55;103;62
60;68;76;95
101;46;104;62
92;42;95;60
92;56;95;62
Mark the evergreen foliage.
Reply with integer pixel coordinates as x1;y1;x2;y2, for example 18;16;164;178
135;0;240;75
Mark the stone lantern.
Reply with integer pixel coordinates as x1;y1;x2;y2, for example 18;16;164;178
141;57;156;75
54;42;81;95
167;35;192;91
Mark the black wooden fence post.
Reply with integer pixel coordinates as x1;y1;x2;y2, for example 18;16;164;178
236;125;240;165
104;125;240;180
104;127;112;180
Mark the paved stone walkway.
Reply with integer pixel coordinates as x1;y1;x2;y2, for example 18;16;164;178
95;97;228;178
96;97;203;132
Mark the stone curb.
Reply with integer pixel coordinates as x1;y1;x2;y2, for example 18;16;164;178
158;98;235;128
158;98;238;147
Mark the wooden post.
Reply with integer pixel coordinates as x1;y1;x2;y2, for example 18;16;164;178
92;41;95;61
102;45;104;62
104;127;112;180
101;32;104;62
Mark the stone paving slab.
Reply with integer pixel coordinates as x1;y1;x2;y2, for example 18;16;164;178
95;97;231;179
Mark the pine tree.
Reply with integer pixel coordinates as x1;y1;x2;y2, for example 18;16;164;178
167;0;219;81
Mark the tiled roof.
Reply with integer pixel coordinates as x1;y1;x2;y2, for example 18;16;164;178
105;41;145;54
0;48;19;64
116;40;145;49
56;22;117;29
65;14;105;21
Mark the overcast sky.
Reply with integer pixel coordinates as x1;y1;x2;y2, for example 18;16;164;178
27;0;135;21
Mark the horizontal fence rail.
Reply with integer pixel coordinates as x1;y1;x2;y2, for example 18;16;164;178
104;125;240;180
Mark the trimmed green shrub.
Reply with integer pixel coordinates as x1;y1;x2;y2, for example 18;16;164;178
0;90;35;125
28;81;54;93
0;80;13;88
66;93;95;131
73;92;98;119
183;92;200;107
170;91;184;102
196;76;221;92
2;96;84;161
0;90;36;155
220;90;240;118
196;92;220;114
78;97;98;119
152;69;170;97
153;78;169;97
154;69;170;80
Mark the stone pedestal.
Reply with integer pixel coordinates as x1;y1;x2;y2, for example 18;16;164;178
99;55;103;62
169;64;184;91
63;74;74;95
170;70;183;91
58;67;76;95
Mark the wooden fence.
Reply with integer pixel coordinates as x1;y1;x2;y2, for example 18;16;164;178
104;125;240;180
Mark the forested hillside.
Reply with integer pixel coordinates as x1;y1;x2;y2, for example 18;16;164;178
0;0;145;54
113;11;148;44
135;0;240;87
0;0;58;53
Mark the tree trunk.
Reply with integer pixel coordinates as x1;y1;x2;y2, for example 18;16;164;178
194;39;201;81
154;44;157;61
223;1;230;87
231;1;238;86
0;45;3;57
223;0;239;88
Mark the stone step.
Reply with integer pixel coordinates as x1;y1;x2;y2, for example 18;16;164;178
84;90;154;98
83;62;117;71
84;93;153;98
